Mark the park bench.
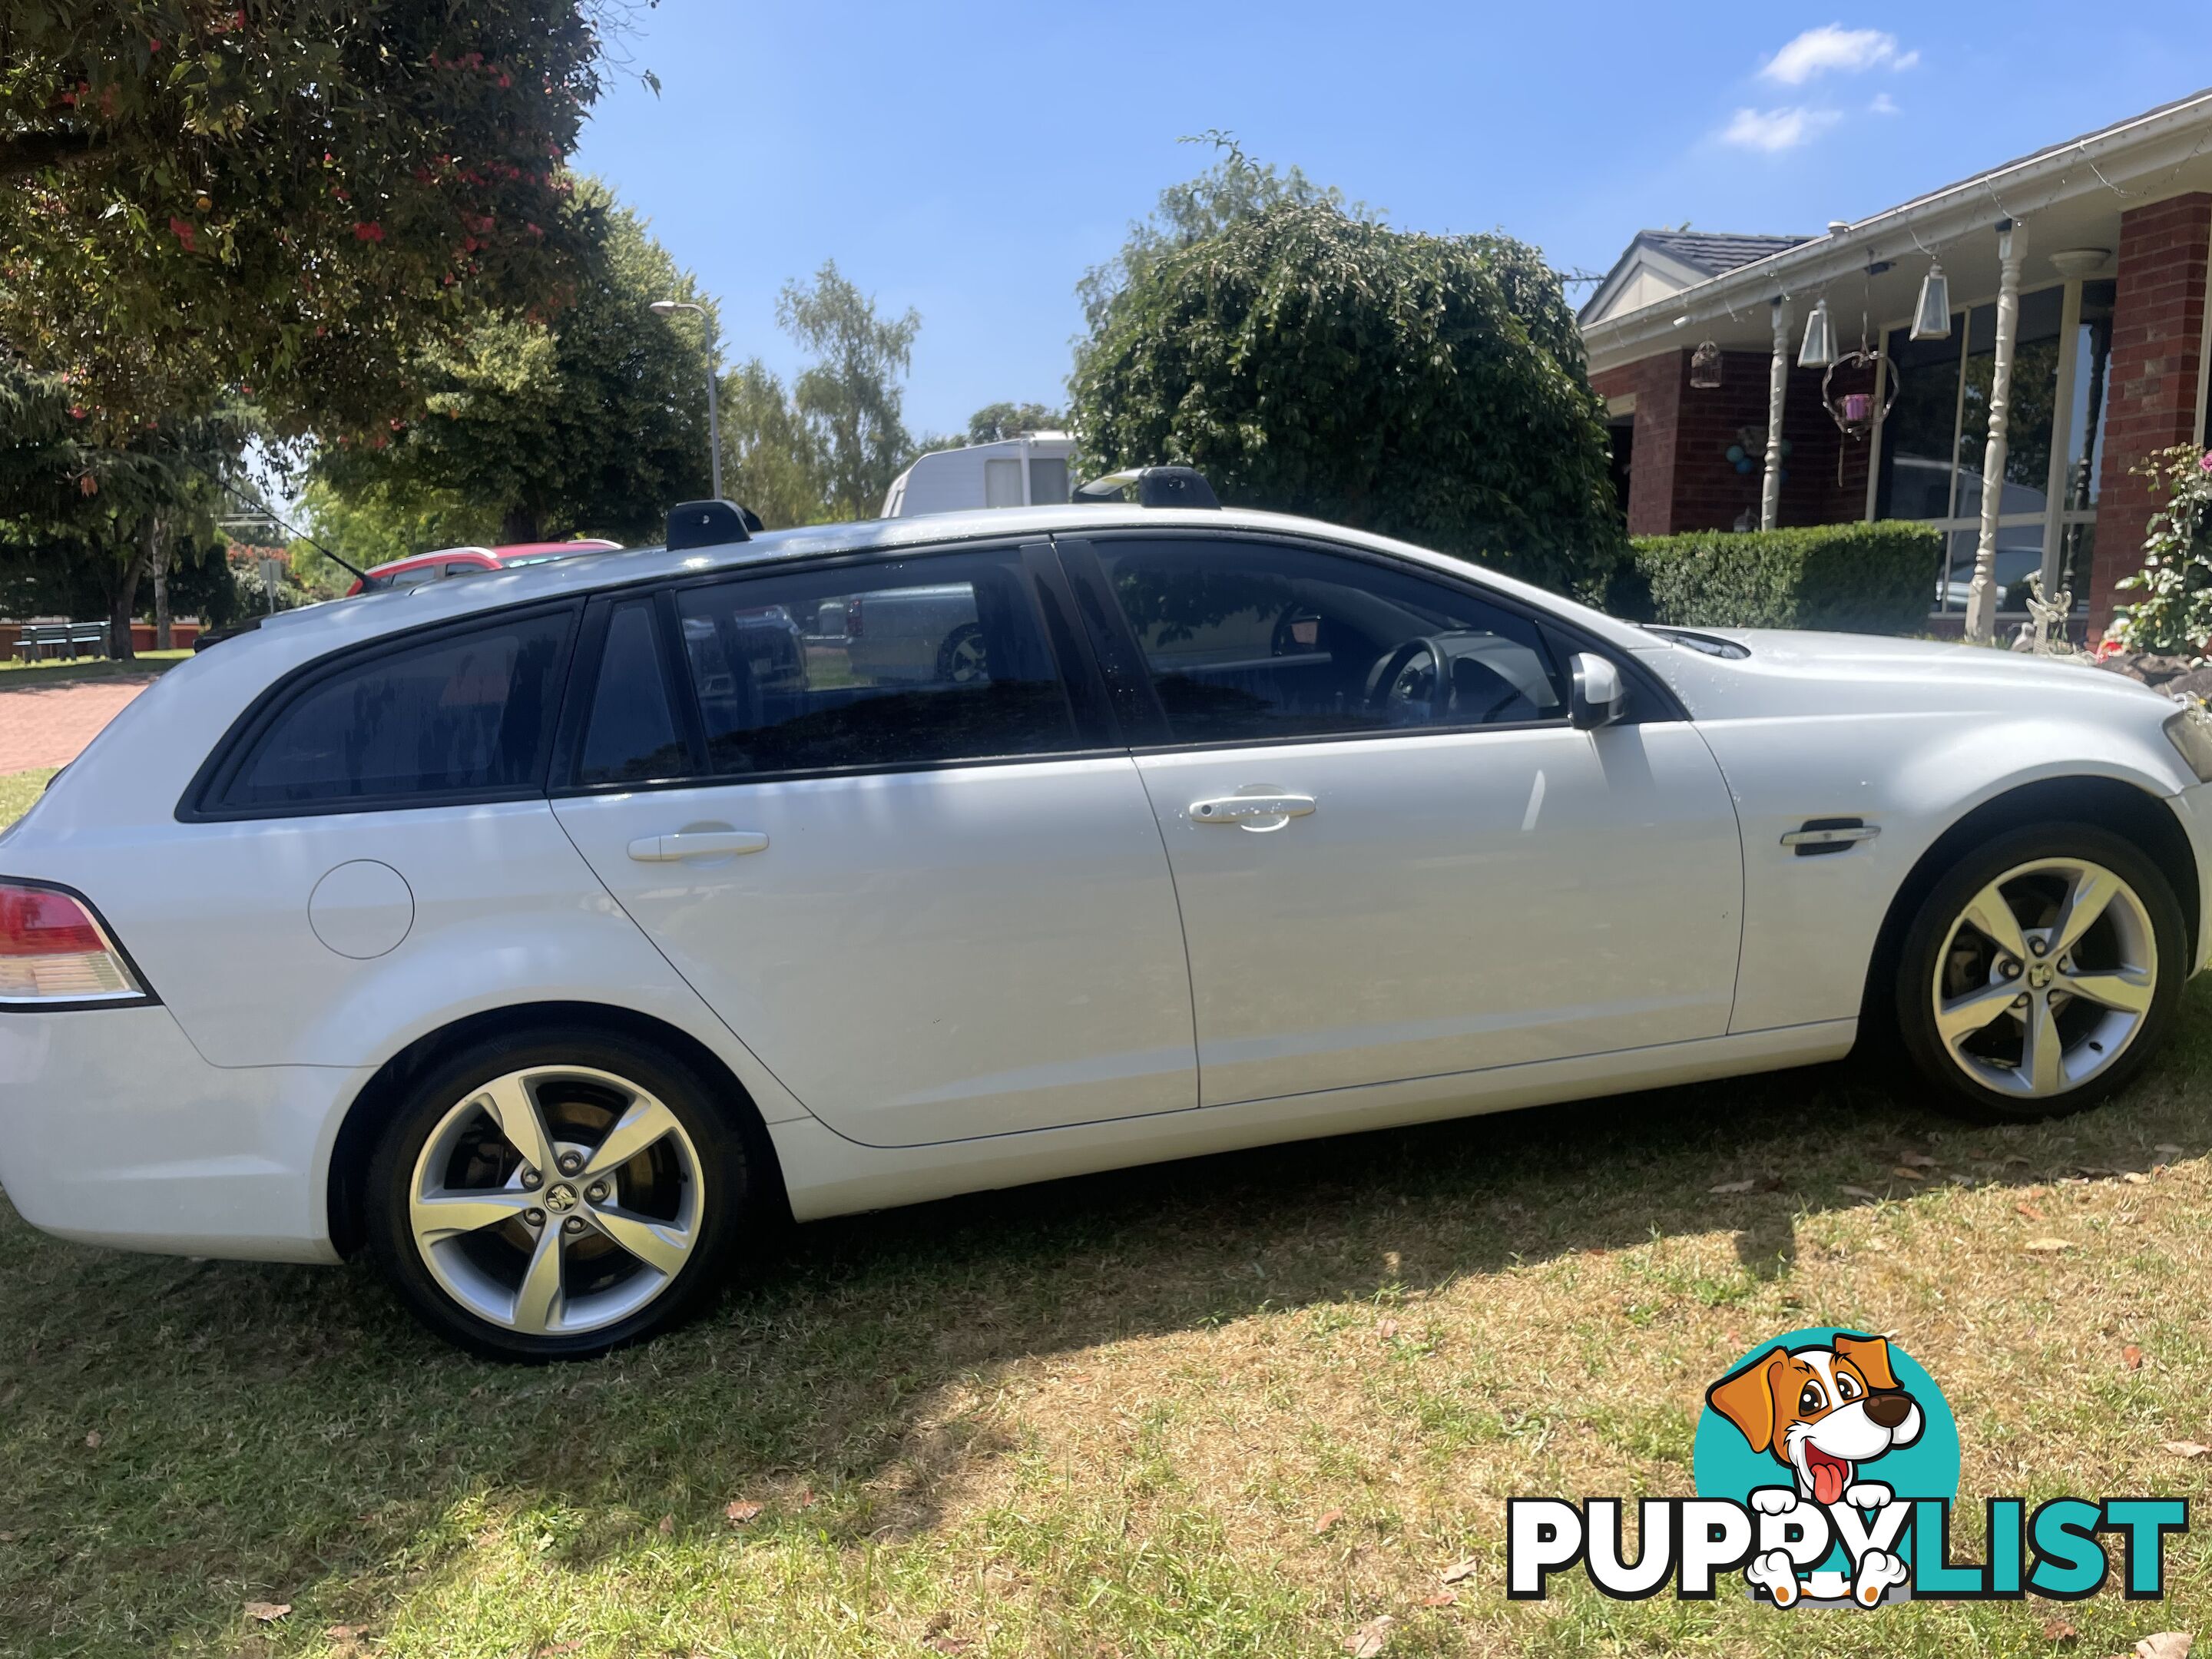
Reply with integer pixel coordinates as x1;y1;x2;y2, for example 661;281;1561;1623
11;621;111;663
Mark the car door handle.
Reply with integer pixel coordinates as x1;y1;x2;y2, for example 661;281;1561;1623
626;830;770;862
1188;794;1316;826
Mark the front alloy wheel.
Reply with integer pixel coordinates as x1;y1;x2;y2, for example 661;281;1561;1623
367;1031;748;1359
1898;824;2184;1120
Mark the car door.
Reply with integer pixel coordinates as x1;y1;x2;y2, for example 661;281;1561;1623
1059;534;1743;1108
550;541;1198;1147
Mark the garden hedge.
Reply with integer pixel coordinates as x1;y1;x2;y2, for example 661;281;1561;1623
1602;522;1945;634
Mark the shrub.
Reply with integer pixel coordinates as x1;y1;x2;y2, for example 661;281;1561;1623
1614;522;1944;634
2108;445;2212;657
1073;201;1624;596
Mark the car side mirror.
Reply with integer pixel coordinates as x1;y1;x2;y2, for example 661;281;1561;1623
1570;653;1627;730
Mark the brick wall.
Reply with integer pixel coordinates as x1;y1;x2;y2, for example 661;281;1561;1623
2088;191;2212;631
1591;353;1684;536
1596;348;1876;535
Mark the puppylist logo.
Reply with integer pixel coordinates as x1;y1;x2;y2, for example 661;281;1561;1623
1510;1328;2187;1608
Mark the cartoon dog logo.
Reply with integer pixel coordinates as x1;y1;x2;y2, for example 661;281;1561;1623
1707;1332;1926;1606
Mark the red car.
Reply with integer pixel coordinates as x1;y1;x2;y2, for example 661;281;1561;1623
346;540;622;596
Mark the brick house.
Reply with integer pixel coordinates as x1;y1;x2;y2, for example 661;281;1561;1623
1579;90;2212;637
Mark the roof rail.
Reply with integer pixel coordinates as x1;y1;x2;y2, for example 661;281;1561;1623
666;498;763;551
1074;465;1220;509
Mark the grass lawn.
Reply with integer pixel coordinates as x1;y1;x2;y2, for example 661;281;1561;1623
0;649;191;687
0;768;2207;1657
0;769;57;827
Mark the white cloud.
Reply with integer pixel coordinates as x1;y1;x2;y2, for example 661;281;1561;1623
1720;105;1843;152
1869;91;1901;115
1760;25;1916;84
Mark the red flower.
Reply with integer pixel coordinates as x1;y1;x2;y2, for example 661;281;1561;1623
352;220;385;242
168;216;196;252
525;221;542;237
148;36;162;50
67;405;85;419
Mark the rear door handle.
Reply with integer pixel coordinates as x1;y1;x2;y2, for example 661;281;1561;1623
626;830;770;862
1188;793;1316;828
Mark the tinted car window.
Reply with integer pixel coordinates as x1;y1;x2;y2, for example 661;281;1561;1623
673;548;1076;777
1092;538;1565;745
219;610;572;809
579;598;692;786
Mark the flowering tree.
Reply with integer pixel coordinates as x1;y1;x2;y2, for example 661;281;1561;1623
0;1;615;441
2107;446;2212;658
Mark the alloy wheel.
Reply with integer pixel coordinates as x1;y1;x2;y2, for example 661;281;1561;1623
1930;856;2158;1101
406;1065;704;1336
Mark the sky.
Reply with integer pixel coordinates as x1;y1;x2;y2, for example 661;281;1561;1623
571;5;2212;441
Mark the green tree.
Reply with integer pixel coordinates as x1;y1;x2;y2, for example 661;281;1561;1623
0;1;614;439
1077;134;1357;338
312;180;716;547
0;356;250;656
717;359;823;529
965;401;1065;443
1072;202;1621;592
777;260;919;521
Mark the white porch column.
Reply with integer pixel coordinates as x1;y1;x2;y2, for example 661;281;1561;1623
1965;220;2029;643
1761;298;1791;531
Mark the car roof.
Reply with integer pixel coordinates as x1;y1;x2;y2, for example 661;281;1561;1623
250;505;1649;658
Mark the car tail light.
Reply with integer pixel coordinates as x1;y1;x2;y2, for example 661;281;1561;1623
0;880;150;1006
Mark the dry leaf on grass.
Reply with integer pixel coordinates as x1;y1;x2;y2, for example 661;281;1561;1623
657;1514;674;1535
324;1628;369;1643
243;1602;290;1624
1313;1507;1346;1535
2134;1636;2193;1659
1839;1184;1879;1200
1439;1558;1479;1584
724;1500;763;1525
2017;1202;2048;1220
2024;1237;2075;1254
1343;1614;1396;1657
1374;1318;1399;1341
1891;1165;1929;1182
1418;1590;1457;1607
2124;1345;2146;1369
1898;1151;1939;1167
926;1638;971;1656
82;1430;100;1449
2160;1441;2210;1459
534;1642;584;1657
2124;1171;2156;1185
1708;1178;1757;1194
2042;1614;2078;1642
2154;1142;2185;1157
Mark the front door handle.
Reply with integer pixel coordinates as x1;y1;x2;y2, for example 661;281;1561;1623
1188;793;1316;829
626;830;770;862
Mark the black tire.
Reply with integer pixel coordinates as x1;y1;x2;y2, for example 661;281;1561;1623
1893;821;2185;1123
363;1027;752;1361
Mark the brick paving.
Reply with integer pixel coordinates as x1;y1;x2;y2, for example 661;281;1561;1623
0;676;161;773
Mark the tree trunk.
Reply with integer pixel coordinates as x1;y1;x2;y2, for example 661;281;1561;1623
500;505;541;544
151;516;174;651
108;526;152;663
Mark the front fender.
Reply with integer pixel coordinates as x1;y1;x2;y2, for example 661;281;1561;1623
1695;710;2190;1035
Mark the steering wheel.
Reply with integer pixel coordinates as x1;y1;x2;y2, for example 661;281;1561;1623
1363;637;1454;725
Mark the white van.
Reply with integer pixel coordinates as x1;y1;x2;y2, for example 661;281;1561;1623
879;433;1075;518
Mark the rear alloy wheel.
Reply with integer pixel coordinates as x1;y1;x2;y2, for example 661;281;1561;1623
1896;823;2184;1121
366;1032;748;1359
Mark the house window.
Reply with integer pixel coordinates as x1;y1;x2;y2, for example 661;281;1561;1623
1875;280;2112;615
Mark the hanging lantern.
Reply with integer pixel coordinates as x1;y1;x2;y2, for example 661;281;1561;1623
1797;299;1836;369
1689;339;1723;389
1910;262;1952;340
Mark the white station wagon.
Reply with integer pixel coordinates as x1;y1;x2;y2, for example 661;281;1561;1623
4;473;2208;1358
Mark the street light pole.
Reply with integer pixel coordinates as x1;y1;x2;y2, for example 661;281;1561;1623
649;299;723;499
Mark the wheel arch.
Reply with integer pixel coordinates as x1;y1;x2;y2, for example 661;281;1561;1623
1859;774;2199;1037
323;999;790;1258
